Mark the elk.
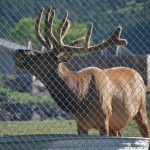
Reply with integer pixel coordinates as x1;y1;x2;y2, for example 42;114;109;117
14;7;149;137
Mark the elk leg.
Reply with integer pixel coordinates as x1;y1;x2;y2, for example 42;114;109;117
109;130;121;137
118;130;122;137
100;117;109;136
134;105;149;138
99;104;112;136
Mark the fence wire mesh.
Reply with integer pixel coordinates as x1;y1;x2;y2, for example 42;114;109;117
0;0;150;150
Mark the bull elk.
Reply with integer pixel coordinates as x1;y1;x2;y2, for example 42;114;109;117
14;7;149;137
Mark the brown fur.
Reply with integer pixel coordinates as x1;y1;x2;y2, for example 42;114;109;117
58;64;149;137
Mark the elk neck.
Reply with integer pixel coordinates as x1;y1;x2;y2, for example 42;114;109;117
38;63;81;113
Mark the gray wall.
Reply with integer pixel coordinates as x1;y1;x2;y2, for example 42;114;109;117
0;50;14;74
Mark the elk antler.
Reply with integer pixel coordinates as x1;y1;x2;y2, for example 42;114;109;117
35;8;49;49
35;7;86;51
61;25;127;53
58;11;69;44
44;6;53;49
35;7;127;55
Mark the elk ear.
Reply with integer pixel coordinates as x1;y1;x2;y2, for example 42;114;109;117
58;53;72;63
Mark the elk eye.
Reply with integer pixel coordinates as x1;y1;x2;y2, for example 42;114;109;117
16;49;27;55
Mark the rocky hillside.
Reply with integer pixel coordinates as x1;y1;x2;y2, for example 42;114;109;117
0;92;73;121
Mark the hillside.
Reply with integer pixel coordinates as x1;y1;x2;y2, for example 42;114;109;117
0;0;150;54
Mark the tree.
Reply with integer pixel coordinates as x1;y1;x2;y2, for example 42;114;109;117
9;17;87;49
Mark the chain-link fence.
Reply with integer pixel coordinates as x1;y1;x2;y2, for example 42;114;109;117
0;0;150;149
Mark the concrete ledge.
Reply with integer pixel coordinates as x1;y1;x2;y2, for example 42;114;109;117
0;134;149;150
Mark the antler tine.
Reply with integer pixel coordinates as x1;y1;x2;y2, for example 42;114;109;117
85;26;127;52
62;25;92;52
35;8;48;48
61;19;70;42
45;6;53;50
84;24;93;49
58;11;86;47
86;26;127;52
47;8;57;45
58;11;69;44
69;37;86;46
109;26;127;45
